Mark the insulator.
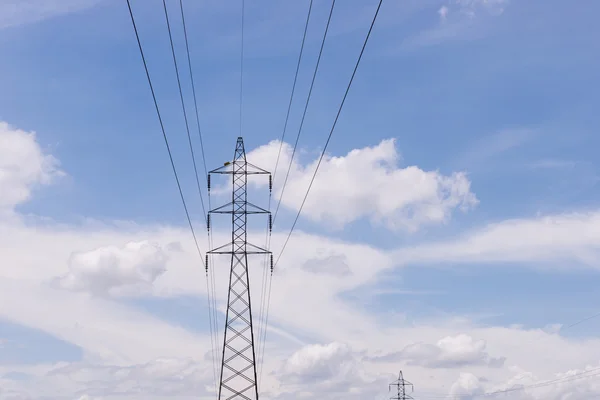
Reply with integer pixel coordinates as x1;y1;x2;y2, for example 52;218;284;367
207;214;211;231
269;174;272;192
270;254;274;273
207;174;211;192
205;255;209;270
269;214;273;231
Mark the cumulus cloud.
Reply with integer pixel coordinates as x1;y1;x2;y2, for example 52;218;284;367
276;342;387;398
247;139;477;232
281;342;355;383
449;372;486;399
0;121;62;213
370;334;504;368
57;241;168;295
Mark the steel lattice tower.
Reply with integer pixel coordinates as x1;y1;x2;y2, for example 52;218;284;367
207;137;272;400
389;370;414;400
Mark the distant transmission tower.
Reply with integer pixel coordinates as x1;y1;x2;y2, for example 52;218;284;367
389;370;414;400
207;137;272;400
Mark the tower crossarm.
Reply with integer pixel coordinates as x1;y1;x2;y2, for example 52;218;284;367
208;242;271;255
210;201;270;215
389;370;414;400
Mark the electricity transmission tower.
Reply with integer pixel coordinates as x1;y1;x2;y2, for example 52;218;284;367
389;370;414;400
207;137;272;400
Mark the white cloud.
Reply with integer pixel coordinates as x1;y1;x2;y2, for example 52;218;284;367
4;123;600;399
3;215;600;399
438;365;600;400
281;342;354;383
57;241;169;296
449;372;485;399
0;358;213;399
0;122;62;213
247;139;477;231
0;278;211;365
396;211;600;269
54;358;211;397
371;334;505;368
518;366;600;400
275;342;387;399
434;334;504;368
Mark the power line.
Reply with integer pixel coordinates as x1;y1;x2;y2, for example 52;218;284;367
272;0;336;225
207;138;271;400
259;1;337;360
124;0;205;266
275;0;383;266
564;311;600;330
174;0;222;391
257;257;273;389
207;193;220;394
480;369;600;397
270;0;315;187
162;0;219;392
467;309;600;383
204;268;218;398
415;367;600;399
259;0;383;385
161;0;207;221
239;0;245;138
256;0;315;388
177;0;210;207
403;311;600;400
257;230;272;390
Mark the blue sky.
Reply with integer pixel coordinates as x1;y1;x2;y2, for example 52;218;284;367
2;0;598;226
1;0;600;399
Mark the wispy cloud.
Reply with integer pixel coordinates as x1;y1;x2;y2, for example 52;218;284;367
450;128;537;172
0;0;101;30
396;210;600;269
402;0;510;48
529;159;578;170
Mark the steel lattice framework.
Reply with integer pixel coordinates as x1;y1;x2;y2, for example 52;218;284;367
208;137;272;400
389;370;414;400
